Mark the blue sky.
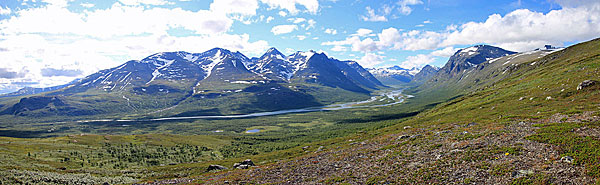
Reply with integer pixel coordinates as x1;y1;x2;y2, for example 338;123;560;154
0;0;599;93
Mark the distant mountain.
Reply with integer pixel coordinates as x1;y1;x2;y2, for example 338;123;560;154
0;47;384;119
0;79;79;97
368;66;420;86
411;65;440;84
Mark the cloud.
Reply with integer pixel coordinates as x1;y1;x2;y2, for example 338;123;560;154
80;3;95;8
119;0;173;6
399;54;434;69
266;16;274;23
0;68;24;79
351;28;373;37
397;0;423;15
440;3;600;51
305;19;316;30
359;53;385;68
288;17;306;23
361;6;387;22
377;27;402;48
324;28;337;35
278;11;287;17
261;0;319;15
1;3;233;37
40;68;83;77
296;35;306;40
423;20;431;24
0;6;12;15
210;0;259;16
0;2;271;92
430;47;458;57
554;0;599;7
271;24;298;35
331;45;347;52
284;48;295;54
41;0;75;8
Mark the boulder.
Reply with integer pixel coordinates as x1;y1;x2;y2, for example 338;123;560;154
398;135;410;139
236;164;250;169
560;156;574;163
207;164;228;171
233;159;255;169
241;159;255;166
577;80;598;90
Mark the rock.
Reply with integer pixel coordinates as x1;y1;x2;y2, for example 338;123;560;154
233;159;255;169
465;122;477;127
577;80;598;90
315;146;324;153
207;164;228;171
561;156;574;163
410;134;422;139
236;164;250;169
241;159;255;166
512;169;534;178
398;135;410;139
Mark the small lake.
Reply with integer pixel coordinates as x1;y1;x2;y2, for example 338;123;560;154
245;129;260;133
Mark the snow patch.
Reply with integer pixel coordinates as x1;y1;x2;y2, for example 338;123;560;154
202;50;225;79
231;81;251;84
488;57;502;64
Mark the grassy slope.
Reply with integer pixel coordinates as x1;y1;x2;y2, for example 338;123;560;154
198;38;600;184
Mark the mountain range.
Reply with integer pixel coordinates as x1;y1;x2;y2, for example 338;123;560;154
0;43;566;121
368;65;439;86
0;47;385;119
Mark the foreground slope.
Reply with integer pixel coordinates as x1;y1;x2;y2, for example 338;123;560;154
199;38;600;184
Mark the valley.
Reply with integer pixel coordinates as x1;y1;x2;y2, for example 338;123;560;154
0;35;599;185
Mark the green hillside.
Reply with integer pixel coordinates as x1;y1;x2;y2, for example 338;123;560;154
196;38;600;184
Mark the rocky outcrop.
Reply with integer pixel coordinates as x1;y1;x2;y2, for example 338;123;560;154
577;80;598;90
206;165;228;171
233;159;255;169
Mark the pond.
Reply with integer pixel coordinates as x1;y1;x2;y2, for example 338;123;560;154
245;129;260;133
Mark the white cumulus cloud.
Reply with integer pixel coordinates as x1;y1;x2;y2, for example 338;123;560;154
324;28;337;35
430;47;458;57
210;0;259;16
359;53;385;68
397;0;423;15
261;0;319;15
399;54;434;69
361;6;387;22
271;24;298;35
119;0;173;6
0;6;11;15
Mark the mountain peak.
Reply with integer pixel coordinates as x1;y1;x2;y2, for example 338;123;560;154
260;47;285;60
440;45;516;77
